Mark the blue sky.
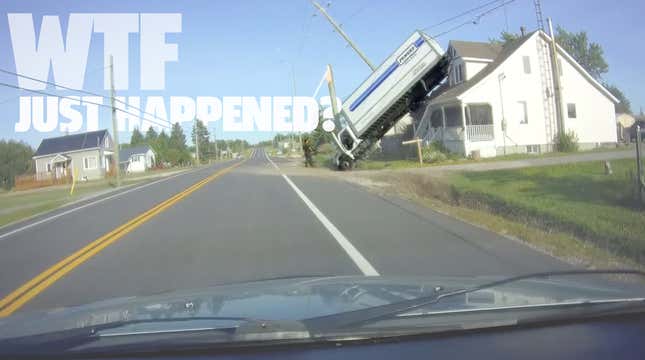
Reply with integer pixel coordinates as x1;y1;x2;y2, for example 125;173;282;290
1;0;643;147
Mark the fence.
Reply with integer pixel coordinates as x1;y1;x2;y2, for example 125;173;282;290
14;173;73;191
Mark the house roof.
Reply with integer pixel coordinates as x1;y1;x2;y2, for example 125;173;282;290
430;32;535;104
449;40;502;60
430;30;619;106
34;130;110;157
119;145;153;162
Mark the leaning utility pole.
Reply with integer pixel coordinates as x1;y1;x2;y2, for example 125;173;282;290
547;18;564;135
311;1;376;71
194;118;200;165
109;55;121;187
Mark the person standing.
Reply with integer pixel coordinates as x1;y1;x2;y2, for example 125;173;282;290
303;137;315;167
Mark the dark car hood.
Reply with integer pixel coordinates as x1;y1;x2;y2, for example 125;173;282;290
0;275;639;339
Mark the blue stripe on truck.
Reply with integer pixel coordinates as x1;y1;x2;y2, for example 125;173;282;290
349;37;425;112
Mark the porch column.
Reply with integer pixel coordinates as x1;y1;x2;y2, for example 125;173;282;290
441;106;446;141
462;104;468;155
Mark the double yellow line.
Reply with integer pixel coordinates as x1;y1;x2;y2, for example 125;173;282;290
0;160;245;317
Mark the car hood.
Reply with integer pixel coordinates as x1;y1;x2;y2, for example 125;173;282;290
0;274;638;339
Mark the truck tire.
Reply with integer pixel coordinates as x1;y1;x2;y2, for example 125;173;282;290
337;155;354;171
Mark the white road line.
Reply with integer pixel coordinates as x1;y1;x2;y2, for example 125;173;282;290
264;149;379;276
0;167;206;241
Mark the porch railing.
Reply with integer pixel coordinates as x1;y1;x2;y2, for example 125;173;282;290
467;124;494;142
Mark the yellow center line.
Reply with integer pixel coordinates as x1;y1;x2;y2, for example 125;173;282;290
0;160;246;317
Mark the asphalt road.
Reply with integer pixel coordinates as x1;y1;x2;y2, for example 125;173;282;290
0;148;566;315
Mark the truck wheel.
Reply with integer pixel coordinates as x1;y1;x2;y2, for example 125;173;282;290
338;156;354;171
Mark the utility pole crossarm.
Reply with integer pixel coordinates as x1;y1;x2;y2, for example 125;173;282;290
311;1;376;71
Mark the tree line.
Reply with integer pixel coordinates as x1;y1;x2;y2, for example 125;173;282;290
127;119;250;166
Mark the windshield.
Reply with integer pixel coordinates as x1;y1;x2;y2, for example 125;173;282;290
1;0;644;354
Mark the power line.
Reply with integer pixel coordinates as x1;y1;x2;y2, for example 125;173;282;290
0;81;171;129
422;0;505;31
0;68;171;128
431;0;517;38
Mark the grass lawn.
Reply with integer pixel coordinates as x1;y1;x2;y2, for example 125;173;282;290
0;166;191;228
448;159;645;262
354;145;634;171
0;181;114;227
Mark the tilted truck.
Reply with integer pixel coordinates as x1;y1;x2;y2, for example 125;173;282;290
324;30;449;170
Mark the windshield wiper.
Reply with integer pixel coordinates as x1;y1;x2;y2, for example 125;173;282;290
303;269;645;333
0;316;261;356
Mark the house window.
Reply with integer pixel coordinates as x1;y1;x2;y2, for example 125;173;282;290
465;104;493;125
444;106;463;127
46;163;51;172
517;101;528;124
522;56;531;74
454;64;464;83
567;103;577;118
430;109;443;128
83;156;97;170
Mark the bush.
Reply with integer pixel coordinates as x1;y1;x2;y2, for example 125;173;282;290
422;141;451;163
555;130;579;152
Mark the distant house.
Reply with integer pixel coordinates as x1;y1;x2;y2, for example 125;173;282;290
33;130;113;181
415;30;619;158
119;145;156;173
616;113;635;142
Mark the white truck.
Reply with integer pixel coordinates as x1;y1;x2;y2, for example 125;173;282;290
325;30;449;170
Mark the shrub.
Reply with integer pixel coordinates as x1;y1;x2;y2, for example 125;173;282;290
555;130;579;152
422;141;451;163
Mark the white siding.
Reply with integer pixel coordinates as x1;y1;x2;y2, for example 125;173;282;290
464;61;489;80
457;32;616;157
558;52;617;145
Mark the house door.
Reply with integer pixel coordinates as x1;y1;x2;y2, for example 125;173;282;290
53;161;68;179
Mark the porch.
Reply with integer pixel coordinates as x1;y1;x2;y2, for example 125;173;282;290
416;102;496;156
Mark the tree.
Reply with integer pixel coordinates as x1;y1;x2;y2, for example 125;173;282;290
152;130;170;166
489;31;520;46
555;26;608;80
191;119;209;162
145;127;158;143
604;84;632;114
169;123;187;151
0;140;33;189
130;127;144;146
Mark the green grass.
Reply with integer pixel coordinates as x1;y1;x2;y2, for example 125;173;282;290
0;181;114;227
0;167;191;228
447;159;645;262
354;144;634;171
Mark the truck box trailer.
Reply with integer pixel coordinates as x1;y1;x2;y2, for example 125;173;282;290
325;30;449;170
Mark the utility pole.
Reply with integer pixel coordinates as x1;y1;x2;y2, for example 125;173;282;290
311;1;376;71
194;118;200;165
212;128;219;160
109;55;121;187
547;18;564;135
637;125;643;204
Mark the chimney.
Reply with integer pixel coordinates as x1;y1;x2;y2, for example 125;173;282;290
520;26;526;36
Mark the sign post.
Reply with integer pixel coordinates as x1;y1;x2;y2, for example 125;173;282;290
402;138;423;165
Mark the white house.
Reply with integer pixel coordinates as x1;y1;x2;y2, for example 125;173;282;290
415;30;619;157
119;145;156;173
33;130;114;181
